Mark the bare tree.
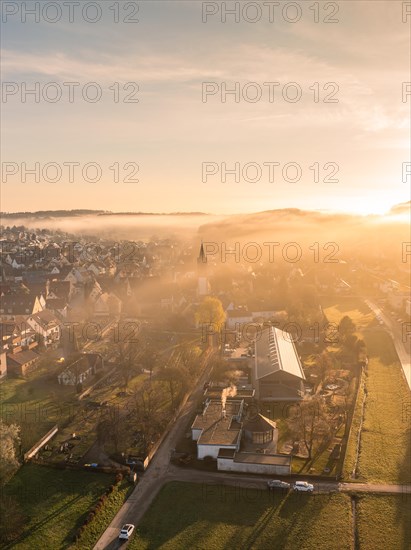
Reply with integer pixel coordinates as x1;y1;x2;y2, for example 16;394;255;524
117;340;140;388
286;398;332;460
96;404;126;454
158;365;188;411
132;381;166;450
317;350;333;383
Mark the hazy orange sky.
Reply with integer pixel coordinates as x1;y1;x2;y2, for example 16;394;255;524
1;1;410;215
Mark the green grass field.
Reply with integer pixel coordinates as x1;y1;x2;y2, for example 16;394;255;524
321;298;375;330
71;480;133;549
355;331;410;483
0;363;150;461
1;464;117;549
0;365;78;451
356;494;411;550
322;299;410;483
128;482;352;550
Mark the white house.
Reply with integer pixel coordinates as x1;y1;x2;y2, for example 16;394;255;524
57;353;103;385
191;399;243;460
226;309;253;330
27;310;61;347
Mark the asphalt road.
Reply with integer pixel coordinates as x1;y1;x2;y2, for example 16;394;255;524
364;299;411;389
93;349;215;550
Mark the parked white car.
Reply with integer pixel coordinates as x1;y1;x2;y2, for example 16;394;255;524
293;481;314;492
119;524;135;540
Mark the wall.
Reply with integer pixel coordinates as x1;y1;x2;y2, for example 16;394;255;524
24;425;58;461
0;352;7;378
217;456;290;475
226;316;253;329
191;428;202;441
197;444;237;460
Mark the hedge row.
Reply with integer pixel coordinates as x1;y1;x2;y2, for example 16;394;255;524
73;473;124;542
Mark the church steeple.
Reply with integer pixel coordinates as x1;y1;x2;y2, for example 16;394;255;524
197;241;209;296
198;241;207;265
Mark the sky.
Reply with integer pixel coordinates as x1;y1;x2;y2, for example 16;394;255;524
1;0;410;215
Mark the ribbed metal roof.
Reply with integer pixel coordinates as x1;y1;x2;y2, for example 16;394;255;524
255;327;305;381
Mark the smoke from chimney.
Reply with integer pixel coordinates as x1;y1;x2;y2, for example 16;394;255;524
221;383;237;411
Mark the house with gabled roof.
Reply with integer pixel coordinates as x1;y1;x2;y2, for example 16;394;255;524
7;349;40;376
94;292;122;317
0;289;43;320
57;353;103;385
27;309;61;347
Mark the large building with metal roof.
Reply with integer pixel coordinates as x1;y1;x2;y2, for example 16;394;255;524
252;327;306;400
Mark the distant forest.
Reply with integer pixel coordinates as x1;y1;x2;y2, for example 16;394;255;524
0;210;208;218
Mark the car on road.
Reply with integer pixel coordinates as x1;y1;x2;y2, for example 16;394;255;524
119;524;135;540
292;481;314;492
267;479;290;491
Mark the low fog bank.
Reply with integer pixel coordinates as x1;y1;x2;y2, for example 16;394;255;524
0;213;225;241
2;206;409;262
197;207;410;262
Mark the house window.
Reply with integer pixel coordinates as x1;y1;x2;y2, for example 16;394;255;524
252;431;273;444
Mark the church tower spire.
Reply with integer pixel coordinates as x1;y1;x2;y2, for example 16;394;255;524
197;241;207;267
197;241;209;296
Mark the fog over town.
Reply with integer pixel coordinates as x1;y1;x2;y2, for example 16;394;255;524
1;1;410;549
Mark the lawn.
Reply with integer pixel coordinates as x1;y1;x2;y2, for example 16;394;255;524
321;298;375;330
356;494;411;550
0;362;78;452
322;299;411;484
1;464;118;548
354;331;410;483
128;481;352;550
0;362;150;462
